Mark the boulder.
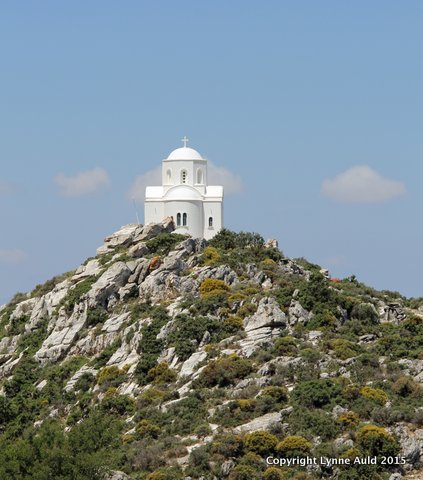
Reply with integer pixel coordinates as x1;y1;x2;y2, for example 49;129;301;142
132;217;174;242
35;302;88;364
64;365;97;392
391;424;423;468
244;297;287;332
88;262;132;307
96;224;142;255
128;242;149;258
72;259;102;280
288;300;311;326
233;411;283;433
179;351;207;377
102;312;131;334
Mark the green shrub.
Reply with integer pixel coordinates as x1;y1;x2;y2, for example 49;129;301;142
199;278;230;297
260;386;288;403
263;467;285;480
92;340;121;368
97;366;126;389
330;339;361;360
60;276;97;314
74;372;95;392
273;336;298;356
224;315;244;332
145;232;187;255
148;362;177;384
195;354;253;388
136;419;161;439
145;466;184;480
86;307;108;327
392;376;420;397
200;246;221;265
30;271;73;298
229;464;261;480
244;431;278;455
360;386;388;404
276;436;312;457
135;306;170;384
101;392;135;415
238;302;258;318
355;425;399;457
288;408;340;440
337;411;360;429
292;379;342;408
351;303;379;325
211;433;243;457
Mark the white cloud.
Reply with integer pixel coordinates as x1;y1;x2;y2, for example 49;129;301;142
127;161;243;202
54;167;111;197
0;249;26;264
127;166;161;202
321;165;406;204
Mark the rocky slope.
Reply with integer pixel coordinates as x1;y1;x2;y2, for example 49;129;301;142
0;219;422;480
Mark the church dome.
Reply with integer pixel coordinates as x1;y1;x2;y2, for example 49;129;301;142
167;147;203;161
164;185;203;200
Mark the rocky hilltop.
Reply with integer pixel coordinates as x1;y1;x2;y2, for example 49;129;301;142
0;219;422;480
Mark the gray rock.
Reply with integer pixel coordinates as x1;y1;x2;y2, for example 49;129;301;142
97;224;142;255
10;298;37;321
102;312;131;334
103;471;132;480
72;259;101;280
332;405;348;418
288;300;311;326
64;365;97;392
244;297;286;332
128;242;149;258
132;217;174;243
391;424;423;467
265;239;278;249
180;351;207;377
35;302;88;364
333;435;354;450
234;411;282;433
221;460;235;477
359;334;377;342
88;262;132;306
307;330;323;346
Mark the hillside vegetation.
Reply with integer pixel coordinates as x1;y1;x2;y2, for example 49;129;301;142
0;219;422;480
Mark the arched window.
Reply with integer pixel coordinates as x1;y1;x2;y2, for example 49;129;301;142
208;216;213;228
196;169;203;184
182;213;187;226
166;169;172;183
176;213;181;226
181;170;187;184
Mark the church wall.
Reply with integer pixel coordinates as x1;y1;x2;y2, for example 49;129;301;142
203;201;223;240
162;160;195;190
165;200;203;238
144;201;164;225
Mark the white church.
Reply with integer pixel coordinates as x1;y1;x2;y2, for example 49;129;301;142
144;138;224;240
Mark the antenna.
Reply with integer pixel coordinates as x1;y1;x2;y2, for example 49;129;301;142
132;198;140;225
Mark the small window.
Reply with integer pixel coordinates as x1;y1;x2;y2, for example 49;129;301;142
181;170;187;184
176;213;181;226
166;169;172;183
182;213;187;226
208;216;213;228
196;169;203;184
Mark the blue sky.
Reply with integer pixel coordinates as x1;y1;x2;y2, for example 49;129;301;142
1;1;423;304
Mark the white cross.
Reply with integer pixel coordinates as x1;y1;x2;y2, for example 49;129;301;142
181;136;189;148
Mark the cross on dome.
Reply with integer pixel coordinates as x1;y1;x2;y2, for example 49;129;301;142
181;136;189;148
